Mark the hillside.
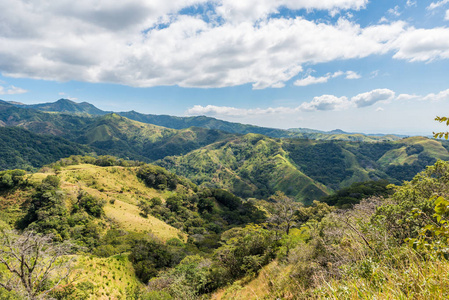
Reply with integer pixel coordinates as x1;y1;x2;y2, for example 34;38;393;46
159;135;449;203
0;126;91;170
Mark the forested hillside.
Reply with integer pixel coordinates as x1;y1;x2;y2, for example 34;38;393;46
159;134;449;202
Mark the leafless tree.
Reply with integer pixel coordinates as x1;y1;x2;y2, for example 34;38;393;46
268;192;300;236
0;230;74;300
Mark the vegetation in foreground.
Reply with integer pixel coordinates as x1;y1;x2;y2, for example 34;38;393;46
0;154;448;299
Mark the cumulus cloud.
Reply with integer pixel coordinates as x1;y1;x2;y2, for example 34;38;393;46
0;85;27;95
186;87;449;118
186;104;296;116
294;70;360;86
446;9;449;20
0;1;447;89
422;89;449;101
351;89;395;107
391;27;449;61
216;0;368;23
299;95;351;111
187;88;403;116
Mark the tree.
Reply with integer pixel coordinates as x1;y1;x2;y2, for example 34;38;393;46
268;192;300;236
0;230;73;300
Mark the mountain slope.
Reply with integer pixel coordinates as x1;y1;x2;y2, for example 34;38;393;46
0;126;90;170
158;134;330;204
23;98;109;115
158;135;449;203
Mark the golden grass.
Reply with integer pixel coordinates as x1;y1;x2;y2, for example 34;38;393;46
71;254;141;300
28;164;186;242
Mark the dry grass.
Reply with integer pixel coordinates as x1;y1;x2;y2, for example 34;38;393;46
29;164;186;242
71;254;141;300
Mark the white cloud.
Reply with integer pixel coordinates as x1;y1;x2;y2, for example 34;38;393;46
428;0;449;10
345;70;361;79
0;85;27;95
185;104;296;116
422;89;449;101
294;70;360;86
216;0;368;23
351;89;395;107
0;1;447;89
186;87;449;118
446;9;449;20
390;27;449;61
406;0;417;7
396;93;420;101
294;75;330;87
299;95;350;111
388;6;401;17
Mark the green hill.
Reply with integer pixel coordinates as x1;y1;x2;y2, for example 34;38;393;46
158;135;449;203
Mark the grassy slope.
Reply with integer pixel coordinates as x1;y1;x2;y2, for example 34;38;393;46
71;254;141;300
378;136;449;167
28;164;185;241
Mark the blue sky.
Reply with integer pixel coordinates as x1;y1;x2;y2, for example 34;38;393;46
1;0;449;135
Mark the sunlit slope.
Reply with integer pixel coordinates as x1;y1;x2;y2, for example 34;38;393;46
30;164;185;241
77;113;236;161
159;134;330;204
159;135;449;202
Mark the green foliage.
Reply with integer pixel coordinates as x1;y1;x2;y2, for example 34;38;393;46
321;180;392;208
433;116;449;139
214;224;277;281
129;236;178;283
19;175;69;240
373;160;449;244
0;127;90;171
76;191;105;217
283;140;353;189
0;169;26;191
137;165;178;190
407;196;449;257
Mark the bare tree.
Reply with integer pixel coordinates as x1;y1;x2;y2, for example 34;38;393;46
268;192;300;236
0;230;74;300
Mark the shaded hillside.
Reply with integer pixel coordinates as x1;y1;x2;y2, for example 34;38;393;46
0;127;90;171
75;113;236;161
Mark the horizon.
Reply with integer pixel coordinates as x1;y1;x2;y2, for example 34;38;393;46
1;97;433;137
0;0;448;135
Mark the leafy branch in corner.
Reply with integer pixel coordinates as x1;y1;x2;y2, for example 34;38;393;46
433;116;449;140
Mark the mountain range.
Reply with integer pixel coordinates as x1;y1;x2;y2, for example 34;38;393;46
0;98;447;203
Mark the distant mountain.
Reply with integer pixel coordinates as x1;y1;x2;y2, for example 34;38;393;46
22;98;110;115
9;99;404;141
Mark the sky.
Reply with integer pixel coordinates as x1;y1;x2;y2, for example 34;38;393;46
1;0;449;135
